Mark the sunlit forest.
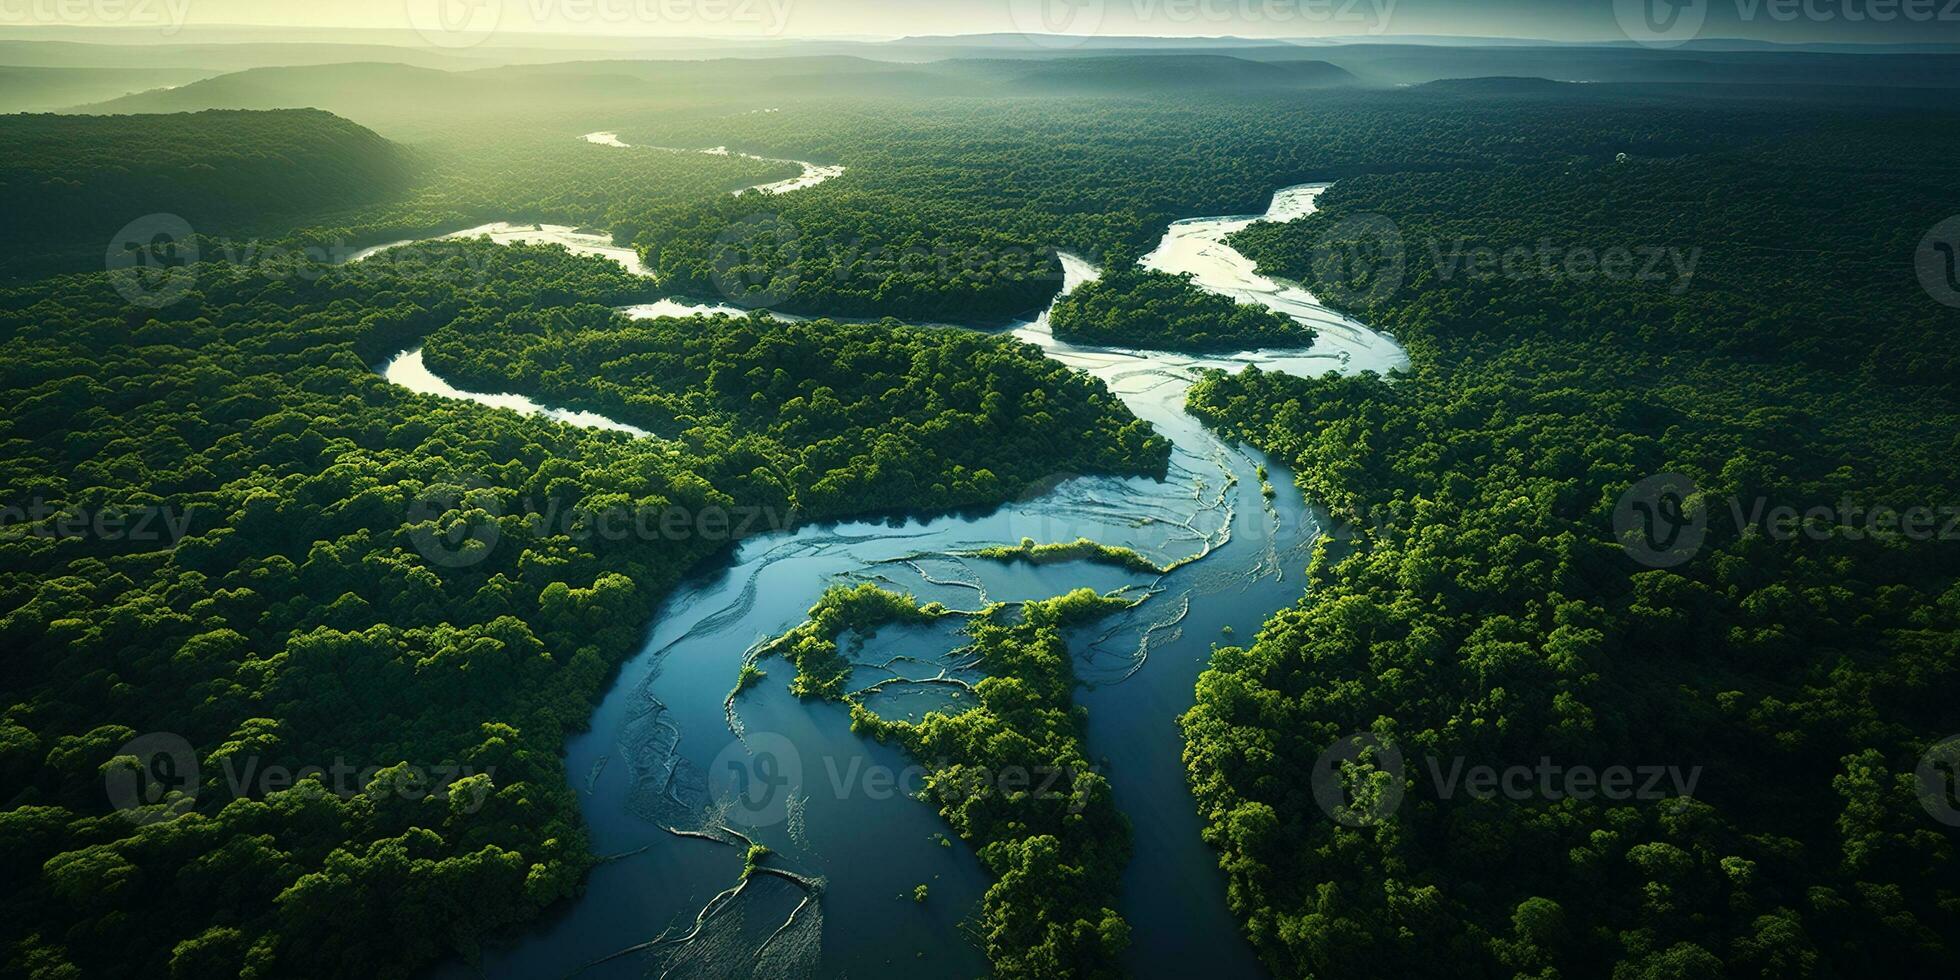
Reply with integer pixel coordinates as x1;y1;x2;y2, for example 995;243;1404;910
1;10;1957;980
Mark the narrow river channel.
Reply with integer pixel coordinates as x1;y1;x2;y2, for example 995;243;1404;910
373;134;1406;979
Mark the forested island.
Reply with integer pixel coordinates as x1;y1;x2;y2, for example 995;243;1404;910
2;31;1957;980
1048;268;1314;352
0;237;1162;977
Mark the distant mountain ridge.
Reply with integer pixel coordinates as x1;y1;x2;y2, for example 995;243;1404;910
78;54;1361;133
0;108;413;281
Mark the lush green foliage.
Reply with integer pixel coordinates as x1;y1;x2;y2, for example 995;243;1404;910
0;238;1161;978
969;537;1166;575
610;89;1771;321
1049;268;1312;352
853;588;1136;979
418;305;1169;519
768;586;1135;978
9;61;1960;980
0;109;796;288
760;583;948;699
277;127;795;265
1183;105;1960;978
0;110;413;282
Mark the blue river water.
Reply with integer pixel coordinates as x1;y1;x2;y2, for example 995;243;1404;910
373;137;1405;978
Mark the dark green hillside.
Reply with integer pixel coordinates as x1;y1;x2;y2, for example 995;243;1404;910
0;109;413;282
0;67;219;114
80;62;707;138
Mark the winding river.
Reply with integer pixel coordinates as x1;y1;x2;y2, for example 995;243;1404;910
382;135;1406;978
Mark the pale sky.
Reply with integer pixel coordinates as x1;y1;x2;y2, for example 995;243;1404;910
5;0;1957;44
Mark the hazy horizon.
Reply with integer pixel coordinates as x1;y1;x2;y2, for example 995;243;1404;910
4;0;1958;47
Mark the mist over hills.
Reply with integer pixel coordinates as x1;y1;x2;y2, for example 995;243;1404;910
0;65;218;113
74;54;1363;133
0;108;412;280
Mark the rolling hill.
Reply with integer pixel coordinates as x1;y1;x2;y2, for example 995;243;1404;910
0;109;414;282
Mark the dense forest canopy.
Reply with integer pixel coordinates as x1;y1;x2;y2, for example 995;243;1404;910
0;237;1162;977
418;302;1166;516
1048;268;1314;352
0;41;1956;980
1183;99;1960;978
757;584;1135;976
0;110;414;283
